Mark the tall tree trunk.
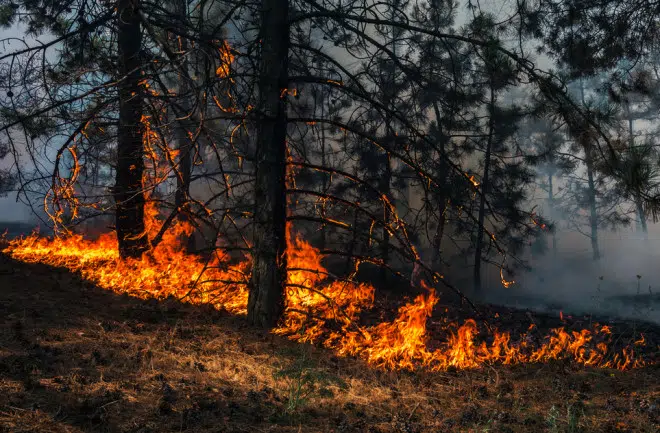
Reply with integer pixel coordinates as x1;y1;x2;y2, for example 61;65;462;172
431;200;447;269
379;14;397;285
429;3;450;270
114;0;149;259
247;0;289;328
319;88;328;251
585;154;601;260
430;102;448;270
345;166;361;276
579;80;600;260
474;84;495;293
379;153;392;284
172;0;195;252
548;174;557;257
626;102;648;237
636;197;648;235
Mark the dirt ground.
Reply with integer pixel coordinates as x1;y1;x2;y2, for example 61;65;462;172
0;251;658;433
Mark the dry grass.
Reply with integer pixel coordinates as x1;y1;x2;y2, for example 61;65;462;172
0;252;658;433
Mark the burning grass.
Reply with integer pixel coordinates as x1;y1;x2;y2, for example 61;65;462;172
1;211;655;373
0;253;658;432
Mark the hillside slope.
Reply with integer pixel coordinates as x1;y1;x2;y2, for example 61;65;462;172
0;252;658;433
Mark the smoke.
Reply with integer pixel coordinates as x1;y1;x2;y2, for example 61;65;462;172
481;225;660;325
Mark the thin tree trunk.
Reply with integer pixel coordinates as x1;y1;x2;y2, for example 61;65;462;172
626;103;648;237
429;5;450;271
548;174;557;257
379;153;392;283
247;0;289;328
172;0;195;252
474;84;495;293
579;80;600;260
319;88;328;251
636;197;648;235
345;166;361;276
430;102;447;270
585;155;601;260
379;13;396;285
431;200;447;269
114;0;149;259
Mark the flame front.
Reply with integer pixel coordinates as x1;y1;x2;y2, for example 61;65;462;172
3;217;646;372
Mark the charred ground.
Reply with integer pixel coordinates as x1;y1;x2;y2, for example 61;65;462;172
0;251;658;433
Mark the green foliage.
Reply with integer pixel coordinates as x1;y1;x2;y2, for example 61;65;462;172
567;403;584;433
273;346;347;417
546;405;561;433
545;403;584;433
0;169;15;196
0;3;18;27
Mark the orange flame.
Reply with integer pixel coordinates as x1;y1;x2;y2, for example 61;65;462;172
3;223;647;372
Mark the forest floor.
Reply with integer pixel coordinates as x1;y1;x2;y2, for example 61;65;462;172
0;251;659;433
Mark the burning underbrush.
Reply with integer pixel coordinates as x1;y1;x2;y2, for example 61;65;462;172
1;214;655;373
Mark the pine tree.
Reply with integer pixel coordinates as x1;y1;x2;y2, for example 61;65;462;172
114;0;149;258
247;0;290;328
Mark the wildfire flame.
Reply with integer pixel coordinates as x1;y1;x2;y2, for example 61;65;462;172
2;217;647;372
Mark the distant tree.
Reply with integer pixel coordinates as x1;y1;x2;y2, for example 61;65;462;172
0;141;14;197
527;0;660;216
519;114;576;258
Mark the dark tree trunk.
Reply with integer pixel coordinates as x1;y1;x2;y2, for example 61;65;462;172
579;80;600;261
172;0;195;252
319;88;328;250
344;169;361;276
429;5;449;271
114;0;149;259
379;19;396;285
379;153;392;283
431;200;447;269
430;102;448;270
548;174;557;257
473;84;495;293
625;104;648;238
585;152;601;260
247;0;289;328
636;197;648;235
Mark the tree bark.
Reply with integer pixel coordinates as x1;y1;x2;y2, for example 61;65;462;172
431;199;447;269
579;80;600;260
430;102;448;270
429;2;450;270
172;0;195;252
585;154;601;260
379;14;397;285
626;103;648;237
548;174;557;257
636;197;648;234
319;87;328;250
379;153;392;283
114;0;149;259
473;84;495;293
247;0;289;328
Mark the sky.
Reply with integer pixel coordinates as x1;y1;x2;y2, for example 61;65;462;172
0;19;61;224
0;24;36;223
